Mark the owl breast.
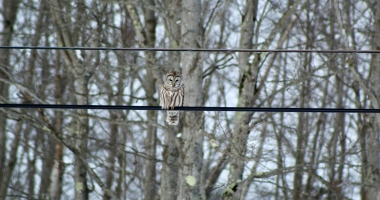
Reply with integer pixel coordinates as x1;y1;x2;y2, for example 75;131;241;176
160;84;184;110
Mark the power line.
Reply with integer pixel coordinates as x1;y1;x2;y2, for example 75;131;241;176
0;104;379;113
0;46;378;53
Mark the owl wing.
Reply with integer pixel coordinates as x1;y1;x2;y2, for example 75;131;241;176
180;83;185;107
160;85;168;109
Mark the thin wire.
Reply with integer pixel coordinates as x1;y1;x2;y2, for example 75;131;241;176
0;46;378;53
2;46;377;113
1;104;380;113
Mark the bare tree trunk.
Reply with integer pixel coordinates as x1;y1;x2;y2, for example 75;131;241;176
326;74;345;199
160;0;181;199
27;150;36;200
293;55;313;200
353;79;368;200
48;52;66;200
143;40;158;200
0;120;22;200
50;0;90;199
102;57;125;200
29;37;46;200
178;0;204;199
0;0;21;199
366;1;380;198
323;7;346;197
143;1;158;199
126;1;159;198
103;112;119;200
72;63;90;200
49;143;64;200
25;3;58;198
0;0;21;190
292;3;315;197
223;1;258;199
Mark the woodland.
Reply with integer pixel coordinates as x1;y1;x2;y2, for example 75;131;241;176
1;0;380;199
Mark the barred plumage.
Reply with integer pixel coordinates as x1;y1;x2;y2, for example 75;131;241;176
160;71;184;125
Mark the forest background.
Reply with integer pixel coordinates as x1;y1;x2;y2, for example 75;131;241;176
1;0;380;199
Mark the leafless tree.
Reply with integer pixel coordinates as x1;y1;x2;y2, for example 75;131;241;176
0;0;380;200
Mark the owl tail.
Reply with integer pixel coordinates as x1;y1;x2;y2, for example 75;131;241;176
166;110;180;125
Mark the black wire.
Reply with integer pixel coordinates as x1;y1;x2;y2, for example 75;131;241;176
0;104;379;113
1;46;377;113
0;46;379;53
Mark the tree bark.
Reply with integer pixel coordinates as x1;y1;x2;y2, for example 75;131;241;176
160;0;181;199
143;1;158;199
48;52;66;200
0;1;21;194
126;1;159;198
223;1;258;199
49;0;90;199
178;0;205;199
365;1;380;198
0;121;22;200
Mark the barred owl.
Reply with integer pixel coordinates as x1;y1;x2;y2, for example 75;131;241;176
160;71;185;125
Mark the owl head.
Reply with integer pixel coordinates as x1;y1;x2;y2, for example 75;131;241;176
164;71;182;88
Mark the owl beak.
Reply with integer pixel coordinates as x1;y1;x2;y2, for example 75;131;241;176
172;83;175;87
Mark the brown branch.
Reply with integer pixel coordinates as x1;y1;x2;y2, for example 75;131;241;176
14;85;118;200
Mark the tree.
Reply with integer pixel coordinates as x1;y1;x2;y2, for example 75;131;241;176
223;1;258;199
363;0;380;198
176;0;205;199
1;0;380;200
160;0;181;199
0;0;21;199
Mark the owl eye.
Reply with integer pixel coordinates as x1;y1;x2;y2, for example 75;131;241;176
169;79;173;81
